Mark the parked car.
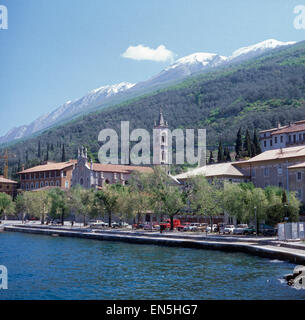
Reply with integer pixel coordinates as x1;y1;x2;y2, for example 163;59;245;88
111;222;120;228
197;223;208;232
159;219;181;230
143;223;159;230
206;224;218;233
259;224;277;236
132;223;145;229
223;224;235;234
218;223;226;234
233;224;248;235
90;220;108;228
177;222;190;231
119;222;130;228
243;226;256;235
184;223;200;232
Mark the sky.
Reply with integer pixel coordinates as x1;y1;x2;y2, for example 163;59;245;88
0;0;305;136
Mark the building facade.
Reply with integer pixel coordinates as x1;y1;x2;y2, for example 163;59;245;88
260;120;305;152
0;176;18;198
18;160;76;191
71;146;153;189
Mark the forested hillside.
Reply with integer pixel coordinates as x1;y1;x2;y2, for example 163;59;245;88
2;41;305;178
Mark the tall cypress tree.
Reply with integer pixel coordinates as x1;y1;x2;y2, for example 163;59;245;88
243;129;252;158
61;144;66;162
235;127;243;159
37;141;41;158
45;144;49;162
224;147;231;162
208;150;215;164
253;129;262;156
217;141;224;163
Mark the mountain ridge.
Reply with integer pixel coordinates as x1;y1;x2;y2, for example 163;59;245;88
0;39;296;146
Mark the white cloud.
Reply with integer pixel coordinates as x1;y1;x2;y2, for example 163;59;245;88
121;44;174;63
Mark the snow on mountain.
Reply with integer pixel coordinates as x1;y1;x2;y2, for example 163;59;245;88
0;82;135;144
132;53;227;90
0;39;297;145
228;39;296;62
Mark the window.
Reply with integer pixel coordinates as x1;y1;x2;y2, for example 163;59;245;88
21;183;24;189
264;167;269;177
270;140;273;147
40;182;44;188
35;182;39;189
80;178;84;185
278;165;283;175
45;181;49;187
279;182;283;188
280;136;283;143
297;172;302;181
50;181;54;186
264;141;266;148
56;180;60;187
297;189;302;200
63;171;67;177
30;183;34;190
289;135;291;143
299;134;302;141
252;168;256;177
274;136;277;144
46;171;49;178
161;135;165;144
294;135;296;143
26;183;29;190
162;151;165;161
65;181;69;189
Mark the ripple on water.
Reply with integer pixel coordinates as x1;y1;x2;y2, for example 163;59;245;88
0;232;305;300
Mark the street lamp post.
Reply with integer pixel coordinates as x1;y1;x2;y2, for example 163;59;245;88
254;206;257;237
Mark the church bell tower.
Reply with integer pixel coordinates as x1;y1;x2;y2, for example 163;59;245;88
153;108;170;174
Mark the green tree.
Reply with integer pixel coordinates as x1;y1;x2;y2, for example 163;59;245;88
243;129;252;158
217;141;224;163
208;150;215;164
61;144;66;162
0;193;15;220
235;127;243;160
49;188;69;225
95;185;120;227
189;177;224;233
224;147;231;162
253;129;261;155
37;141;41;159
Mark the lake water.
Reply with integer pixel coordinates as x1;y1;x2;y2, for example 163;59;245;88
0;231;304;300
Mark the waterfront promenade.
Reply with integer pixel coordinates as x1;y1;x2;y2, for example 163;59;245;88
3;221;305;265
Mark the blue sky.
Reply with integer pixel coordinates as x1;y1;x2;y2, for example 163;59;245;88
0;0;305;136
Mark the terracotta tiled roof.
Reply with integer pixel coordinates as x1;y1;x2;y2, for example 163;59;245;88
18;160;77;174
92;163;153;174
241;146;305;164
260;126;287;134
174;162;247;180
271;123;305;135
0;176;18;184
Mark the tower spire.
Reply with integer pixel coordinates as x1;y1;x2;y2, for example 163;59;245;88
159;108;165;126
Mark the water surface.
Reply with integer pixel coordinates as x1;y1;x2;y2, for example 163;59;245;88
0;232;304;300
